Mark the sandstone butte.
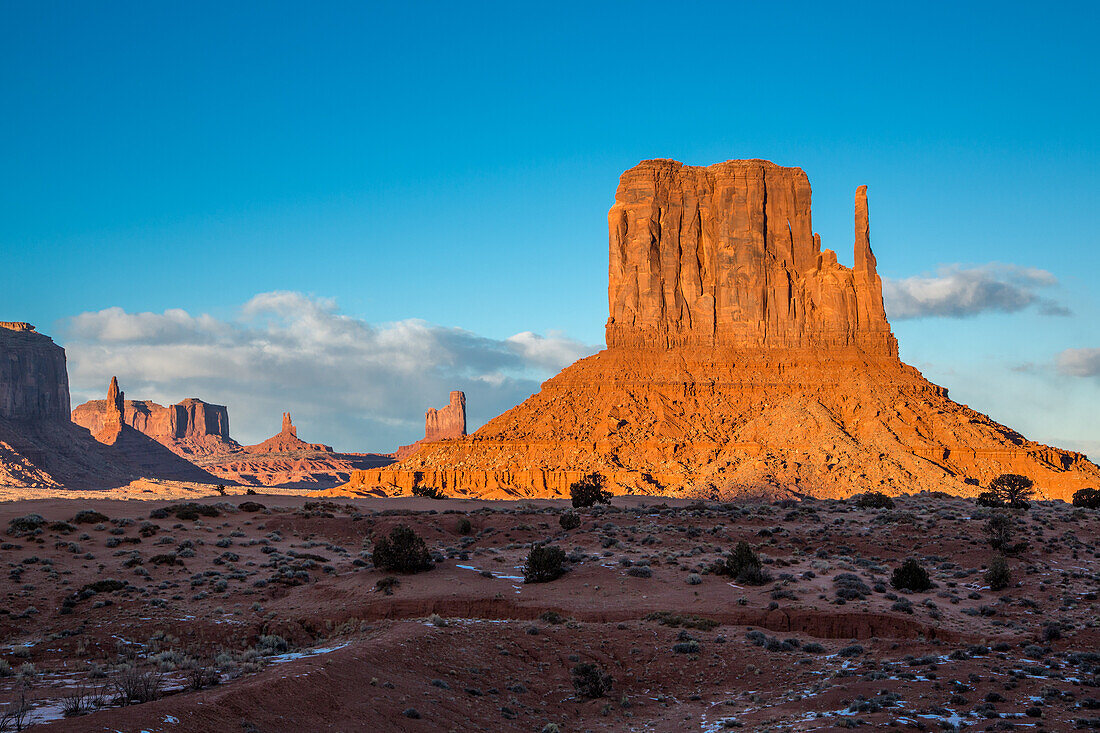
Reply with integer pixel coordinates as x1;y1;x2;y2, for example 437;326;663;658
0;327;200;489
395;391;467;460
190;411;395;488
342;159;1100;502
72;384;239;457
72;386;392;487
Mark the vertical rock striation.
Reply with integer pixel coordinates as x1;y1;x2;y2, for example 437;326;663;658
425;391;466;442
0;322;71;423
605;160;895;354
396;391;468;459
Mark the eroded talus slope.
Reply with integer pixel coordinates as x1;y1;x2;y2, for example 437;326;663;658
341;159;1099;500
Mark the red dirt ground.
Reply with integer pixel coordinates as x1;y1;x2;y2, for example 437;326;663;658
0;493;1097;731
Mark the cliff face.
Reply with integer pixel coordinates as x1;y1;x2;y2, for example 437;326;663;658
395;391;467;459
72;394;237;457
344;159;1100;502
605;161;895;354
425;391;467;442
0;323;71;423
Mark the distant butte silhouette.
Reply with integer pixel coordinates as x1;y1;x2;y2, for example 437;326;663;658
345;159;1100;501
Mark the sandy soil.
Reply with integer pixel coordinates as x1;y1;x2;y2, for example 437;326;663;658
0;493;1097;731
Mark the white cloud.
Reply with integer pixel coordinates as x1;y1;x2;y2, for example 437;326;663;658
1056;348;1100;379
63;292;598;451
883;264;1070;319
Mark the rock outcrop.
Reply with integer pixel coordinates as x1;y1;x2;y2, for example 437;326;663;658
0;322;70;423
1;329;210;489
344;159;1100;501
194;412;392;488
73;394;238;457
83;378;224;484
395;391;468;459
0;324;128;488
605;161;895;354
244;413;332;454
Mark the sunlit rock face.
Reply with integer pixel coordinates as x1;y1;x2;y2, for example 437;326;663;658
343;160;1100;501
606;160;893;354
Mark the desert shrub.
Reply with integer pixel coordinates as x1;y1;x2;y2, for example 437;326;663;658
855;492;895;509
372;525;433;573
645;611;719;631
986;554;1011;591
672;640;700;654
163;503;220;521
411;484;446;500
569;472;612;508
112;668;161;704
539;610;565;625
837;644;865;657
7;514;46;537
186;663;219;690
255;635;289;654
1072;488;1100;509
149;553;180;566
375;576;400;595
523;544;566;583
983;513;1027;555
713;542;771;586
978;474;1035;509
975;491;1001;507
571;662;612;698
237;501;265;512
559;512;581;531
891;559;932;592
81;579;126;594
627;566;652;578
834;573;872;601
71;510;109;524
455;517;472;535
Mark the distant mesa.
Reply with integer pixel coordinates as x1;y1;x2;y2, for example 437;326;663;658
79;377;224;484
345;158;1100;501
243;412;333;454
201;411;393;489
0;327;219;489
396;391;467;460
72;385;240;458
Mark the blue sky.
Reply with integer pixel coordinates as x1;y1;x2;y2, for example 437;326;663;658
2;2;1097;454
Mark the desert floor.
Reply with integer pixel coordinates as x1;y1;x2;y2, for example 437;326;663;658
0;491;1097;731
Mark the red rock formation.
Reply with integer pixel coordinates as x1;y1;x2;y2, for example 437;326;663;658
395;391;468;459
193;412;393;488
0;322;71;423
84;377;223;484
0;324;134;488
0;332;214;489
427;391;466;441
605;160;895;354
244;412;332;454
72;394;238;458
344;159;1100;501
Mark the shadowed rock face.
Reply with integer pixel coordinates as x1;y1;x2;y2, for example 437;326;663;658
345;159;1100;501
605;160;894;354
0;323;71;423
